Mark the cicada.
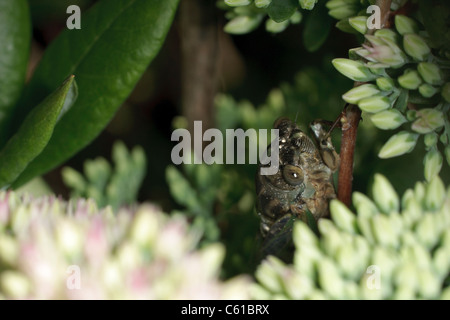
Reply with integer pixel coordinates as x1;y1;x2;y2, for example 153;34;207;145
255;117;339;260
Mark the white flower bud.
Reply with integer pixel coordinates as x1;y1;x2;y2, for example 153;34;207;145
370;109;407;130
358;95;391;113
224;14;264;34
411;109;445;134
423;149;443;181
255;0;272;8
330;199;357;233
378;131;419;159
225;0;252;6
417;62;442;85
403;33;431;61
376;77;395;91
332;58;376;82
342;84;380;104
398;70;422;90
348;16;368;34
418;84;438;98
395;15;419;35
424;175;445;211
372;173;399;214
299;0;318;10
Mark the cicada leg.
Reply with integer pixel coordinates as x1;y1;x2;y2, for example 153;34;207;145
309;116;341;173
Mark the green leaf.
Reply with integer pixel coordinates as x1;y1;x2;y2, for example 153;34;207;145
267;0;298;23
11;0;180;188
0;0;31;146
393;88;408;113
303;1;332;52
0;76;75;189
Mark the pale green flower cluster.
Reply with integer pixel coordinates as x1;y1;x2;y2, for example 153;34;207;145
0;192;251;299
252;174;450;299
332;7;449;180
219;0;311;34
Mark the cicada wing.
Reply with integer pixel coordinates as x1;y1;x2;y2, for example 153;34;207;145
260;215;296;263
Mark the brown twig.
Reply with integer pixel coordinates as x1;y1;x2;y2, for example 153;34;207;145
179;0;219;140
337;0;392;207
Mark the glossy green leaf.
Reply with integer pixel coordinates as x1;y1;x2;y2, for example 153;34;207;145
11;0;179;188
303;1;332;52
0;0;31;146
267;0;298;23
0;76;75;189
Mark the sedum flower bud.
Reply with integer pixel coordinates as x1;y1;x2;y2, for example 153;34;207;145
433;247;450;280
376;77;395;92
255;256;285;293
255;0;271;8
358;95;391;113
299;0;318;10
415;214;439;250
290;11;302;24
417;62;441;85
348;16;368;34
372;215;398;247
198;244;226;279
356;213;375;243
318;257;344;299
419;84;438;98
394;15;419;35
370;109;407;130
378;131;419;159
403;33;431;61
418;269;442;299
0;234;18;266
266;18;289;33
442;82;450;103
224;14;263;34
406;110;417;121
224;0;252;6
372;173;399;214
353;192;378;216
342;84;380;104
423;150;443;181
0;271;30;299
293;219;319;249
328;5;359;20
332;58;376;82
330;199;357;233
411;109;445;134
424;133;438;149
424;175;445;212
361;35;406;68
56;220;83;259
398;70;422;90
130;207;161;248
374;29;399;43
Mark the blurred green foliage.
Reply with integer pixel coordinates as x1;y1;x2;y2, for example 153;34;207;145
62;141;146;212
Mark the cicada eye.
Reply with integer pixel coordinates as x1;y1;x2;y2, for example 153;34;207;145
282;165;304;185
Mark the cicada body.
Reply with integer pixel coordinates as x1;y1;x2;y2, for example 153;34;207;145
256;117;339;260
